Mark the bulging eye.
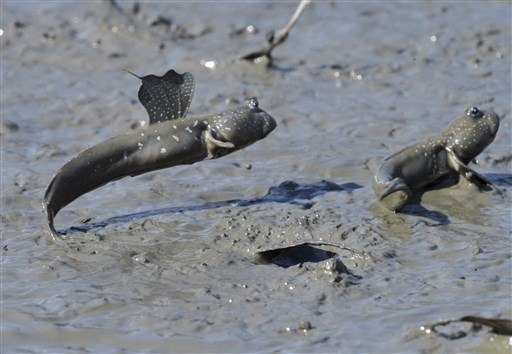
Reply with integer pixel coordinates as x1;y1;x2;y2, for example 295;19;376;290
468;106;483;118
248;98;259;109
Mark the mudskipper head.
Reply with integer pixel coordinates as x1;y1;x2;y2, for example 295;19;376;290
209;98;277;150
447;106;500;162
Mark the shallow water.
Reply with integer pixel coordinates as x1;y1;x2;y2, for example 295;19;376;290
2;1;511;353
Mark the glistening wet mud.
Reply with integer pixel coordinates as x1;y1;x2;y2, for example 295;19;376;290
2;1;511;353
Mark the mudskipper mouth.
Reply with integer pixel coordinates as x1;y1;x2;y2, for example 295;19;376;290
263;114;277;136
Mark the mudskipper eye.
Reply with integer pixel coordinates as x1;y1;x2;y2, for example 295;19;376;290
468;106;482;118
248;98;259;109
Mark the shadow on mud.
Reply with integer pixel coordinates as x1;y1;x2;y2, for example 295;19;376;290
257;243;338;267
256;242;364;284
397;172;511;224
486;172;512;186
65;180;362;236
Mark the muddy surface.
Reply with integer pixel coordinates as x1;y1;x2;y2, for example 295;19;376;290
2;1;511;353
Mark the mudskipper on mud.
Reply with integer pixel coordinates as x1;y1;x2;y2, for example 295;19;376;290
43;69;277;241
373;107;500;211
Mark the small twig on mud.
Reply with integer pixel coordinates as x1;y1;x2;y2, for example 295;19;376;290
241;0;311;64
108;0;123;13
108;0;131;17
107;0;138;24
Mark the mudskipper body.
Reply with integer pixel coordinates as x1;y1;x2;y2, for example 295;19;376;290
373;107;500;211
44;69;276;241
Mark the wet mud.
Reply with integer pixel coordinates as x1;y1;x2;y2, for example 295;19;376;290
2;1;511;353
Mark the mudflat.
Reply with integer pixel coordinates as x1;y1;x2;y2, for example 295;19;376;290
2;2;511;353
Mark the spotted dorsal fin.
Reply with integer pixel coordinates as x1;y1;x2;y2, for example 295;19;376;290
125;69;195;124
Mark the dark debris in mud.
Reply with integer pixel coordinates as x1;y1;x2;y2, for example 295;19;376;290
240;0;311;66
430;316;512;338
257;243;338;267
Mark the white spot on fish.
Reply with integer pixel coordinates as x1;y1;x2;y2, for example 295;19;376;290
160;147;167;154
157;136;161;141
139;121;146;128
172;135;180;142
185;127;192;133
137;142;144;149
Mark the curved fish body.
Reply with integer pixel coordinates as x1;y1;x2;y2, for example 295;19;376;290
44;98;276;241
373;107;500;211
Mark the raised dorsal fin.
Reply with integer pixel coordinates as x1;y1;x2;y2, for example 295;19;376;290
124;68;195;124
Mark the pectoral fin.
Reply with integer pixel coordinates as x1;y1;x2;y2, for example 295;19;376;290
205;127;235;159
446;147;492;186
